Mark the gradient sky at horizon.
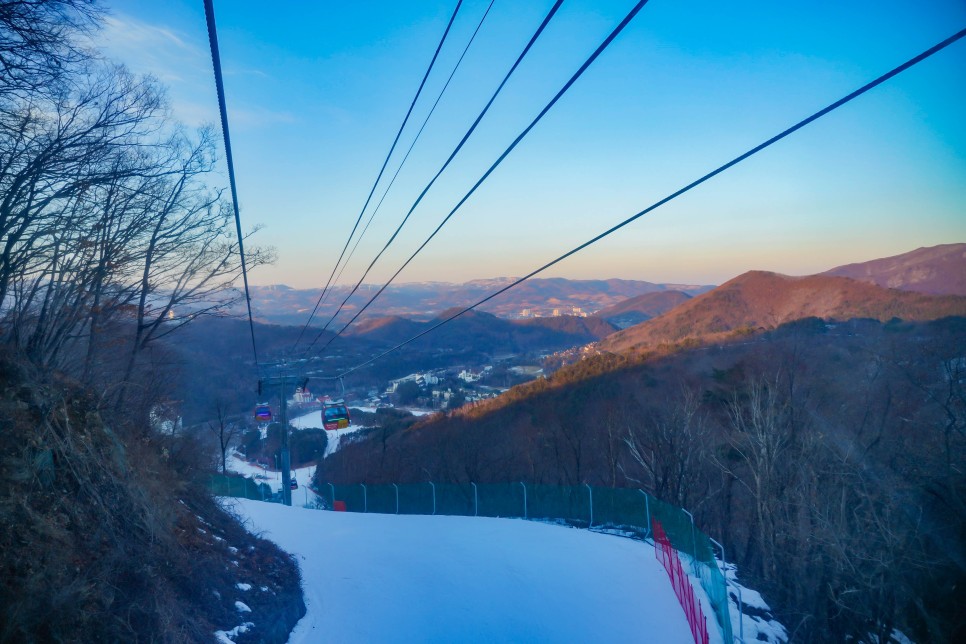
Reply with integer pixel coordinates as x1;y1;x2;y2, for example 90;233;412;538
99;0;966;288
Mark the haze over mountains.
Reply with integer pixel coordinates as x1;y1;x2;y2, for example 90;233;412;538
245;278;714;325
238;243;966;362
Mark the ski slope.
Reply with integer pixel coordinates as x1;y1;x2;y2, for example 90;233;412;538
231;499;700;643
290;409;370;457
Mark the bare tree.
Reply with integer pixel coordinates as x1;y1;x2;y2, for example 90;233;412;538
623;385;710;510
0;0;100;96
207;397;240;473
714;373;799;579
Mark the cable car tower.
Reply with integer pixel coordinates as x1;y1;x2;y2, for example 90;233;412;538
258;362;307;507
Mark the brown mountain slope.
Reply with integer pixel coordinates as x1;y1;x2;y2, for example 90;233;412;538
593;290;692;328
342;309;611;351
520;315;617;339
822;243;966;296
598;270;966;353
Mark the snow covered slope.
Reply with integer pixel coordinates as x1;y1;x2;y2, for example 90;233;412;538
231;499;699;643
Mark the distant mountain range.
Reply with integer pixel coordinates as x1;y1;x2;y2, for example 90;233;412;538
231;243;966;361
243;278;714;326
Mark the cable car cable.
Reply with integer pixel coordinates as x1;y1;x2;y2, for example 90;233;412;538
301;0;572;355
293;0;465;351
330;26;966;378
305;0;565;354
203;0;260;368
295;0;497;350
310;0;647;357
321;0;498;310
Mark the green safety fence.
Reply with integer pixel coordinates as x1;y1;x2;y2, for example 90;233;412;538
217;474;733;642
324;481;733;642
208;473;273;501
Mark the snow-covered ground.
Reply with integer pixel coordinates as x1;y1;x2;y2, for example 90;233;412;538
225;453;323;508
724;565;788;643
289;409;370;458
230;499;701;644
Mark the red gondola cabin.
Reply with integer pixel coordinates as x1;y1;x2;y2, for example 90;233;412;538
323;402;350;431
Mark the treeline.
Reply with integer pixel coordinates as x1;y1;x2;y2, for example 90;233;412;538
319;317;966;642
0;0;269;418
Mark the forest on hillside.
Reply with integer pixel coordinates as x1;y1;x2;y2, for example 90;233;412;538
319;316;966;643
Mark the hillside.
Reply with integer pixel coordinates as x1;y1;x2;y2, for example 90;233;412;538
598;271;966;353
344;309;614;351
0;353;304;642
319;316;966;643
822;242;966;295
594;290;692;328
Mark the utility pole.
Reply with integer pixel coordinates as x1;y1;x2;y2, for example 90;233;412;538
260;371;299;506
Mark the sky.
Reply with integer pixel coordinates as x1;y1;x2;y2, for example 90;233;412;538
98;1;966;288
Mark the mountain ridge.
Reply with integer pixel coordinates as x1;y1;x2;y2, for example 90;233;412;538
593;290;692;328
821;242;966;295
598;270;966;353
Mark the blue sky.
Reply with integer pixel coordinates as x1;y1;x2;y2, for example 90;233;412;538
99;1;966;288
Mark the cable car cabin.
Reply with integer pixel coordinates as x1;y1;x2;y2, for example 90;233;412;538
323;402;350;431
254;404;272;422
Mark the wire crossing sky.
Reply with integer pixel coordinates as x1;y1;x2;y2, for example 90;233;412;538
102;1;965;290
319;0;498;341
309;0;646;356
202;0;259;368
303;0;568;353
293;0;464;351
327;25;966;377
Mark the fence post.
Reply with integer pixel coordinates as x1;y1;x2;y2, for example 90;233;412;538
682;508;698;571
709;536;727;575
328;482;335;509
519;481;527;519
585;483;593;528
711;536;741;644
471;482;478;516
639;489;651;540
361;483;367;513
393;483;399;514
429;481;436;515
725;577;744;643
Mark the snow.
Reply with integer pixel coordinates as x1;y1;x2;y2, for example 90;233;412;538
215;621;254;643
725;565;788;643
289;410;370;458
234;600;251;613
230;499;699;643
236;582;252;591
225;452;324;508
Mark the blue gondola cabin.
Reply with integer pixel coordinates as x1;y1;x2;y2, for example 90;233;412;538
254;404;272;422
